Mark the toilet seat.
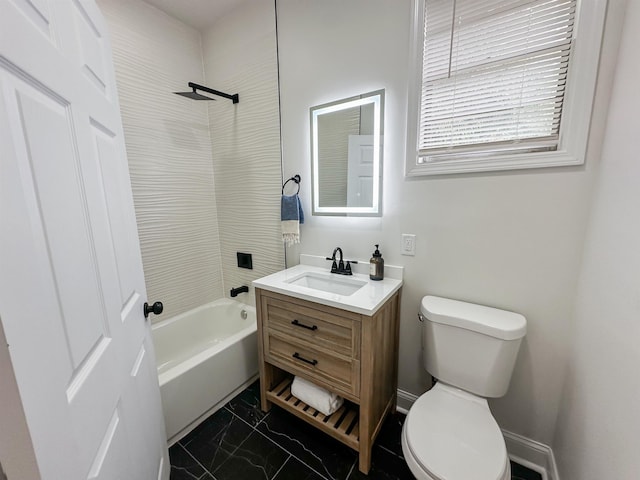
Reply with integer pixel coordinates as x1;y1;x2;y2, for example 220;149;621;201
402;383;510;480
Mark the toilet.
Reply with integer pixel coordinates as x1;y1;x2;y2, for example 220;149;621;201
402;296;527;480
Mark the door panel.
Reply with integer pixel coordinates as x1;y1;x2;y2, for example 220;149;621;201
10;0;53;41
87;406;128;480
70;1;110;95
347;134;375;208
16;85;107;368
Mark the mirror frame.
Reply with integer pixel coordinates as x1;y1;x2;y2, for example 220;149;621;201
310;89;384;216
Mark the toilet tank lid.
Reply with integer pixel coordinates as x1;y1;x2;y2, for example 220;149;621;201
420;296;526;340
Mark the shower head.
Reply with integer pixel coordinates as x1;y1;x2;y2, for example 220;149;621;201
173;89;216;101
174;82;239;104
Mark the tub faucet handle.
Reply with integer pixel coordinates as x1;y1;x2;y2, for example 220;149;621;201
144;301;164;319
230;285;249;297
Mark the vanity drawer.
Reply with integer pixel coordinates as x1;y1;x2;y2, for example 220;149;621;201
265;333;360;398
262;296;360;359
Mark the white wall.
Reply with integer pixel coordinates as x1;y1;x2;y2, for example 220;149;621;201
552;1;639;477
0;320;40;480
100;0;224;320
277;0;622;445
202;0;285;303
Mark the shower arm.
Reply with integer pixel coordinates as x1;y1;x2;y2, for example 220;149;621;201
188;82;239;104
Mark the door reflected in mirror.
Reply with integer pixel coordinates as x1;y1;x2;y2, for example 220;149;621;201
311;90;384;216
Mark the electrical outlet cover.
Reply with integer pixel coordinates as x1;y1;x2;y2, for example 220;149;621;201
401;234;416;256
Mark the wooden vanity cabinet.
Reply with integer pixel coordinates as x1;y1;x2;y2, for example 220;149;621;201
255;288;401;474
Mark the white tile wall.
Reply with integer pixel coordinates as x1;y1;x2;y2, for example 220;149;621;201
100;0;224;320
202;0;285;304
101;0;284;317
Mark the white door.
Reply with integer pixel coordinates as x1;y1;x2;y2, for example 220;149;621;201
347;134;375;208
0;1;168;479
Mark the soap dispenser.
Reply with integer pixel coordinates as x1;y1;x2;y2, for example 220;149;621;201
369;244;384;281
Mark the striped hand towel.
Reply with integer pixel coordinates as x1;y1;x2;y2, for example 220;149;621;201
281;194;304;246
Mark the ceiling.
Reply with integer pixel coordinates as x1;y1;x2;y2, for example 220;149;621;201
143;0;246;30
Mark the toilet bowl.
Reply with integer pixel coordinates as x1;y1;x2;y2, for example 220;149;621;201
402;383;510;480
402;296;526;480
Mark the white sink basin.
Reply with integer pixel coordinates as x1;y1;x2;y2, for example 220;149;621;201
286;272;367;296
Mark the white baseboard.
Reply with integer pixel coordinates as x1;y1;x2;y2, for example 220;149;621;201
396;389;559;480
396;388;419;414
502;430;559;480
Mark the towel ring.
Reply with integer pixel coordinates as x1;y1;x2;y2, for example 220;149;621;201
282;174;301;195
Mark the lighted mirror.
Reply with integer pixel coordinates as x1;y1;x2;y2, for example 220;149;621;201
311;89;384;216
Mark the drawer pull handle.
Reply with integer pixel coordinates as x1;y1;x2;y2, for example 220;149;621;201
292;352;318;366
291;319;318;331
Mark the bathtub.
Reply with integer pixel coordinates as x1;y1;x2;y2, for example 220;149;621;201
151;298;258;443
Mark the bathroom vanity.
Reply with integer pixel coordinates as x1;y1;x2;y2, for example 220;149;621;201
253;256;402;474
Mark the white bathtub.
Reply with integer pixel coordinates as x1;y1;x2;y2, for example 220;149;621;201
151;298;258;442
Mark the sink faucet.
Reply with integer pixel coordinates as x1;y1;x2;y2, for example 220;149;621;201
326;247;357;275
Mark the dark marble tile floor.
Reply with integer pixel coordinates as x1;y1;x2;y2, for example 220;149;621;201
169;381;542;480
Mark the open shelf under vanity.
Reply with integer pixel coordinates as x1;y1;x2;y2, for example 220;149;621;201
266;376;360;450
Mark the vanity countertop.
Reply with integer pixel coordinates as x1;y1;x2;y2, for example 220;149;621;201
252;255;403;316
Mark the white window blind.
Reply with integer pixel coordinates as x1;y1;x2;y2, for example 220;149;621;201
418;0;577;163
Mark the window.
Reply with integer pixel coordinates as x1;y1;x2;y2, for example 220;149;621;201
406;0;607;176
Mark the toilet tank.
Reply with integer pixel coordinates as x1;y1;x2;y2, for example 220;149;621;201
420;296;526;398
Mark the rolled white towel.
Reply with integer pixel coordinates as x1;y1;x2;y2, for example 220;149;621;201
291;376;343;416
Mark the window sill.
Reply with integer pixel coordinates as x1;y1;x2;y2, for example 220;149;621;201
405;150;584;177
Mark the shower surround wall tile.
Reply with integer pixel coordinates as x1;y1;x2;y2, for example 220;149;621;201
202;0;285;302
99;0;224;319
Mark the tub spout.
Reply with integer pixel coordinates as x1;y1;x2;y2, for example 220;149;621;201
230;285;249;297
